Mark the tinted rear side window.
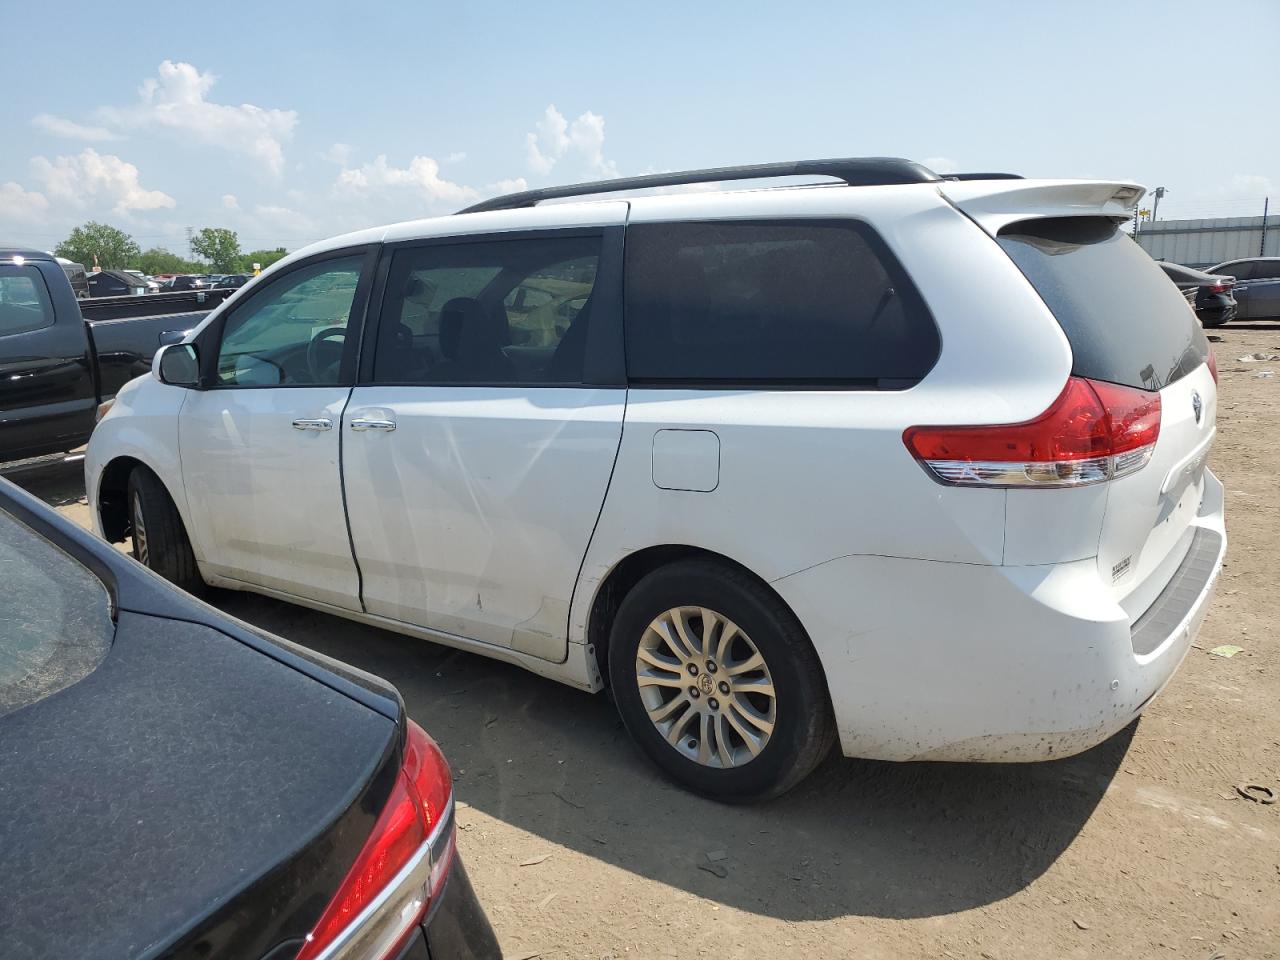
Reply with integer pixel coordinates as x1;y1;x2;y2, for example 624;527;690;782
998;218;1207;390
624;220;939;386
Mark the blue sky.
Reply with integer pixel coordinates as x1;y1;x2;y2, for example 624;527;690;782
2;0;1277;255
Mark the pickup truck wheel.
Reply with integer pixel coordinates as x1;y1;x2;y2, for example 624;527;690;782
127;468;202;594
608;559;836;802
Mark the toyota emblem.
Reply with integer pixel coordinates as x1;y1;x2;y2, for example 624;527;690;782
1191;390;1203;425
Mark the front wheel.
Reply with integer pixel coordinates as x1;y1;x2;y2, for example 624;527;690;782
608;560;836;802
127;467;202;594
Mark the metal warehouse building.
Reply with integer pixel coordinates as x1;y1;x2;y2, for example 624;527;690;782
1136;214;1278;269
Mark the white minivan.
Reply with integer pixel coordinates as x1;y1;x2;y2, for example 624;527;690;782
87;159;1225;800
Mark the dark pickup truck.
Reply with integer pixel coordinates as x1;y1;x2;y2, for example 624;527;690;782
1;247;237;463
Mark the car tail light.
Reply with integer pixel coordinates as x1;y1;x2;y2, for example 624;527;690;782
1207;351;1218;384
903;376;1161;488
1205;280;1232;294
295;721;456;960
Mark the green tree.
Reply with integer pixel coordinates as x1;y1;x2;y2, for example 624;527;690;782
190;227;242;273
55;222;140;269
238;247;289;273
137;247;203;276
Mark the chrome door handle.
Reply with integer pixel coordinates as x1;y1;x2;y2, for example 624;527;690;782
350;417;397;432
292;418;333;431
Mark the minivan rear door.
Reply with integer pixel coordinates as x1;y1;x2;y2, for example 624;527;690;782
994;216;1215;617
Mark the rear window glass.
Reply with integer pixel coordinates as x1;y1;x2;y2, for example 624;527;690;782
0;265;55;338
0;509;113;719
624;220;939;386
998;218;1207;390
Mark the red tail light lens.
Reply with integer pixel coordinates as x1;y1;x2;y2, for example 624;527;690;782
1206;351;1218;384
295;721;454;960
903;377;1161;487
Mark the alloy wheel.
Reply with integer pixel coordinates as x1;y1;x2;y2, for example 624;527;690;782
634;606;776;768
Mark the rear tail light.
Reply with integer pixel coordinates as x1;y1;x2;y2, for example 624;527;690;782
295;721;455;960
1207;351;1218;384
1205;280;1232;294
903;376;1161;488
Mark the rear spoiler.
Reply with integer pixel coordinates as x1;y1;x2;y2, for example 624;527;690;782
939;179;1146;236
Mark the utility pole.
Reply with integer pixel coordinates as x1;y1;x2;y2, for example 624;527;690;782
1261;197;1270;256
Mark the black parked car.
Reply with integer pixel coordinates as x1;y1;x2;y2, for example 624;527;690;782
0;477;500;960
215;272;252;289
161;274;207;291
1208;257;1280;321
1156;261;1236;327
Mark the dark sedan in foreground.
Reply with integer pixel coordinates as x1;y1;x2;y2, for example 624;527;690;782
0;477;500;960
1156;261;1236;327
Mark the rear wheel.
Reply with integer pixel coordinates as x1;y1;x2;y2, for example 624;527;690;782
608;559;836;802
127;467;202;593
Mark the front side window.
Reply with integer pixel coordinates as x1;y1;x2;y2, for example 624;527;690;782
624;220;939;386
1220;261;1254;281
372;235;601;385
0;265;55;338
215;256;362;386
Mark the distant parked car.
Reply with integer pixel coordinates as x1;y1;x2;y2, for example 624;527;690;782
1157;262;1236;327
0;476;501;960
215;273;251;289
86;268;150;297
1207;257;1280;320
55;257;89;298
161;274;207;291
122;269;161;293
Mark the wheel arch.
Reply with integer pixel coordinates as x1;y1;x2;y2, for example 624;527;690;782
585;544;820;688
96;455;187;545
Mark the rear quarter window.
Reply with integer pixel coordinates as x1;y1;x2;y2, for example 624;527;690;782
624;220;939;386
0;509;113;718
0;265;55;338
997;218;1208;390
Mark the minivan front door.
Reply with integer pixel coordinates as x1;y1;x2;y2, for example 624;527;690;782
343;222;627;659
180;250;374;610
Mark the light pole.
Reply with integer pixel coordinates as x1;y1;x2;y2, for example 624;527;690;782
1151;186;1167;222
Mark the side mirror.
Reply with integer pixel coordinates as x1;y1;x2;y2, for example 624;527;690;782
153;343;201;388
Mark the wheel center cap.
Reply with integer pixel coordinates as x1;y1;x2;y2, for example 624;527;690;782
698;673;714;695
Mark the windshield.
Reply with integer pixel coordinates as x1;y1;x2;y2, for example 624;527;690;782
0;508;113;719
998;218;1208;390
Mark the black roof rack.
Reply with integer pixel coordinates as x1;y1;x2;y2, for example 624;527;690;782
457;157;945;214
945;172;1023;181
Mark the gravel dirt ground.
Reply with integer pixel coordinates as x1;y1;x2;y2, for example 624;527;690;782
10;323;1279;960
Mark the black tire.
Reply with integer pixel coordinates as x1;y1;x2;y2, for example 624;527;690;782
127;467;202;593
608;559;836;802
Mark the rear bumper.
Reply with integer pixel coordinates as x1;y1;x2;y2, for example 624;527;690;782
421;856;501;960
773;470;1226;762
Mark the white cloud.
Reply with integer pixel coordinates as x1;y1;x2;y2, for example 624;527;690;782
325;142;354;165
221;193;240;210
336;154;480;208
922;156;958;174
445;151;467;164
524;105;618;178
1226;173;1274;196
487;177;528;196
0;182;50;223
29;148;175;215
252;204;314;233
100;60;297;176
31;114;120;142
